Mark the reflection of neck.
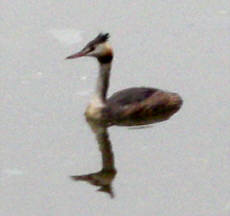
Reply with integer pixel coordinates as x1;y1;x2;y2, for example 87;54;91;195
95;127;115;170
91;63;111;107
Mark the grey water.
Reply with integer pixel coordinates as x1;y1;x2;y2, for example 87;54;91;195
1;1;230;215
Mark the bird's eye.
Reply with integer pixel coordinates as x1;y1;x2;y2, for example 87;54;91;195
90;46;95;51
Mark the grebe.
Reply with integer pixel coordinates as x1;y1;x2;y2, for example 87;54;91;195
66;33;182;126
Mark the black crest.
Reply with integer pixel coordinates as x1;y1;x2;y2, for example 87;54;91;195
95;33;110;43
87;33;110;47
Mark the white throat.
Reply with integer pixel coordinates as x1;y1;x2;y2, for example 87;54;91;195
90;63;111;108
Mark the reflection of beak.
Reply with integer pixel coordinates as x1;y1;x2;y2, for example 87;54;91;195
65;49;87;59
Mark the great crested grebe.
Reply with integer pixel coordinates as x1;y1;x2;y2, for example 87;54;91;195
66;33;182;126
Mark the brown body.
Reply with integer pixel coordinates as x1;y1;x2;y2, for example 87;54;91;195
86;87;182;126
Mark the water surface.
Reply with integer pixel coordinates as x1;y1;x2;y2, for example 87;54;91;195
1;1;230;215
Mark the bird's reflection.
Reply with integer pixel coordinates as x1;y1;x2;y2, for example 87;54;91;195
71;121;116;197
71;105;182;198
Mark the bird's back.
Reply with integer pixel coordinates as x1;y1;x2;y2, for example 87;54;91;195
107;87;158;106
104;87;182;126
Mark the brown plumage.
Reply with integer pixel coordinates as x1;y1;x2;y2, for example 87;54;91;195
103;87;182;125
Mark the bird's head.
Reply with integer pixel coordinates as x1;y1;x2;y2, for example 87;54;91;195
66;33;113;64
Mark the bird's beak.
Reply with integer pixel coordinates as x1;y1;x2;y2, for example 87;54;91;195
65;49;87;59
66;51;85;59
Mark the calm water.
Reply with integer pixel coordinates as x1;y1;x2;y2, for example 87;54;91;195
1;1;230;215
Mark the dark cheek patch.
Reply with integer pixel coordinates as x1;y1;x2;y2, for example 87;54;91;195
98;55;113;64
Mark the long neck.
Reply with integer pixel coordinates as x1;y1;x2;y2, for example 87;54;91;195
91;62;111;107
